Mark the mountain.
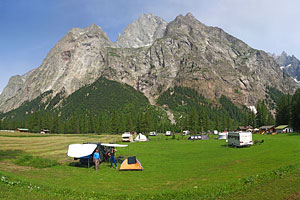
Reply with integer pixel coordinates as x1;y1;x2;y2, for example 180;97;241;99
270;51;300;82
0;13;298;115
116;13;167;48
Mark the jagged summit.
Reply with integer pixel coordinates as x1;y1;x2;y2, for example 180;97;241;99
116;13;167;48
271;51;300;82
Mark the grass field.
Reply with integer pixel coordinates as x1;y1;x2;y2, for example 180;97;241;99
1;131;300;199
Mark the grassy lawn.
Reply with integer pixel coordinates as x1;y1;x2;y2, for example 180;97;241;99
1;131;300;199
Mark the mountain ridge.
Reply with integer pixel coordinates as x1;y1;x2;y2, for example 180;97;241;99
0;13;298;114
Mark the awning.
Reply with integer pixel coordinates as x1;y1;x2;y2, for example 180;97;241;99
275;125;289;129
67;144;97;158
101;143;128;147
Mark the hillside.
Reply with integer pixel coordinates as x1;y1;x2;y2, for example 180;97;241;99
0;78;168;133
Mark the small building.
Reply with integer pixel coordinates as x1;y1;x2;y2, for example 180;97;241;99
237;126;253;132
275;125;293;133
15;128;29;132
259;125;275;134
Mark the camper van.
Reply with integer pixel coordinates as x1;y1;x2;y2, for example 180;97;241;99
122;132;133;142
165;131;171;136
228;132;253;147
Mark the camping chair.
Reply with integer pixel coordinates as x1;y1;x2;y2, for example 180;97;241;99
116;156;125;164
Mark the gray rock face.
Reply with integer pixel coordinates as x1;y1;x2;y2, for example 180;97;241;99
116;13;167;48
271;51;300;82
0;69;35;107
0;24;113;112
0;13;298;113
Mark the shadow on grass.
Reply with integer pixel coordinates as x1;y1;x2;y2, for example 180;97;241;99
68;161;113;169
0;150;24;161
68;161;95;168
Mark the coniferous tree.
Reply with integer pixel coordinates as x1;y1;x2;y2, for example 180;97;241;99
110;111;119;134
276;95;292;126
256;100;268;127
291;90;300;131
126;114;133;132
190;107;198;134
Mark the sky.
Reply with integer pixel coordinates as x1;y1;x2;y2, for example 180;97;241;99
1;0;300;93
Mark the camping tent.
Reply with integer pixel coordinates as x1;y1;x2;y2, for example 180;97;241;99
201;135;209;140
119;156;143;171
135;133;147;142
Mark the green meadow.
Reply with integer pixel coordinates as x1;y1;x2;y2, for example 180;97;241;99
1;131;300;199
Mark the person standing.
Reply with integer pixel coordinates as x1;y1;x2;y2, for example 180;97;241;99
109;147;117;169
93;149;100;171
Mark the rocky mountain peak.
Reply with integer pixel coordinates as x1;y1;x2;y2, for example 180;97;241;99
271;51;300;82
165;12;207;40
116;13;167;48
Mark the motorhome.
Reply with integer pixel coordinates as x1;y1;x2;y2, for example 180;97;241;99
228;132;253;147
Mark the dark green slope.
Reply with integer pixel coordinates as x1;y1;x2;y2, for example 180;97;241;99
1;78;149;119
59;77;149;118
0;78;169;133
157;86;255;131
1;79;274;134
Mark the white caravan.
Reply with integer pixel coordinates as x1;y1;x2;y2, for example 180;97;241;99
228;132;253;147
165;131;172;136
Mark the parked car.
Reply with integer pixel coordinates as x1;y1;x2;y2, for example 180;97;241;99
165;131;171;136
183;130;190;135
149;131;157;136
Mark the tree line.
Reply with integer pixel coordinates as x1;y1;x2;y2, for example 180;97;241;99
1;82;294;134
275;89;300;131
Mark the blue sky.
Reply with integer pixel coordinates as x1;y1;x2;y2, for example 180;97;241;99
1;0;300;92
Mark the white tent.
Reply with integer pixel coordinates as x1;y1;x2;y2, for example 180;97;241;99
67;144;97;158
135;133;148;142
